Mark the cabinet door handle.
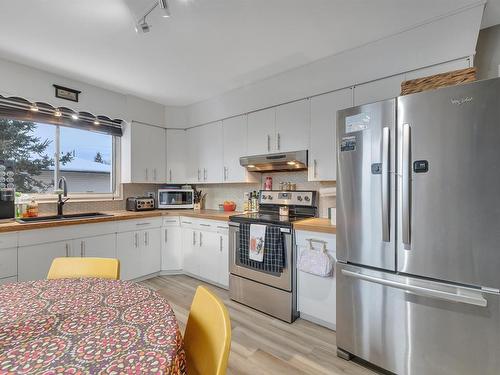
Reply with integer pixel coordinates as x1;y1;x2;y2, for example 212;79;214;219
277;132;281;150
145;168;149;181
134;233;139;248
153;168;157;181
223;166;227;181
136;222;151;226
65;243;70;257
169;169;172;182
164;229;168;243
267;135;271;152
197;168;201;181
144;231;149;246
314;159;318;178
192;230;196;245
220;235;223;252
199;232;203;247
80;240;84;257
204;168;207;181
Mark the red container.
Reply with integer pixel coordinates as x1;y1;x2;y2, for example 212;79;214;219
223;203;236;211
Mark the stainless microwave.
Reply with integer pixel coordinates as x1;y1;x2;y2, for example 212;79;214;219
157;189;194;209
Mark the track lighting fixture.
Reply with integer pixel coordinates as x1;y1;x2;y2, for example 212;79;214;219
54;108;62;117
134;0;170;34
94;119;100;125
30;104;38;112
71;113;79;120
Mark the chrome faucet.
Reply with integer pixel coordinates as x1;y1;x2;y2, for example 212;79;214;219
56;176;69;216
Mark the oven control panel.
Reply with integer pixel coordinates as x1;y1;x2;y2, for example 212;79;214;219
259;190;315;206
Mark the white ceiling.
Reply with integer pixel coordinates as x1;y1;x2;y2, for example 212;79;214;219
0;0;489;106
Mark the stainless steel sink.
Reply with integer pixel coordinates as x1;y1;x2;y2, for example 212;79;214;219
16;212;112;223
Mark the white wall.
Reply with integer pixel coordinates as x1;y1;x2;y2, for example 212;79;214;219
176;5;483;128
475;24;500;79
0;57;165;126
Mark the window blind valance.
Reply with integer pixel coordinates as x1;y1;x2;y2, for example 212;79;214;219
0;95;123;136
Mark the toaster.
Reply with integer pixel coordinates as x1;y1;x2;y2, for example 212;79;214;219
126;197;155;211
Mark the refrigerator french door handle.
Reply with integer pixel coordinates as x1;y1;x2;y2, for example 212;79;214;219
341;269;488;307
402;123;412;246
381;127;390;242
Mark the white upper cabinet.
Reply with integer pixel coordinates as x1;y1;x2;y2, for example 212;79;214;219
247;107;276;155
309;88;353;181
166;129;187;183
275;99;309;152
199;121;223;183
122;121;166;183
404;58;470;81
353;74;404;106
223;115;258;183
186;126;201;183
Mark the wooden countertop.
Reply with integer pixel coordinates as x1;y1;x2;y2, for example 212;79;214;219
293;218;336;234
0;209;240;233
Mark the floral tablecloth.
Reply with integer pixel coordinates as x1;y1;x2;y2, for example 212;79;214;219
0;278;186;374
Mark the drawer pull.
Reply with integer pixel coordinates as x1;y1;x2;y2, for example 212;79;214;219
136;222;151;226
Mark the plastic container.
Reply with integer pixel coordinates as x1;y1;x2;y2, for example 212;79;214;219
27;199;39;217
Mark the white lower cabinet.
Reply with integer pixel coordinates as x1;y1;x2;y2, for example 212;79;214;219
161;217;182;271
73;234;116;258
18;240;70;281
0;233;18;283
116;218;162;281
180;218;229;288
7;215;229;285
296;230;337;330
181;225;198;275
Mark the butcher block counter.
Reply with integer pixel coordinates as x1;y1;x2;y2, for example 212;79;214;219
0;209;239;233
293;218;336;234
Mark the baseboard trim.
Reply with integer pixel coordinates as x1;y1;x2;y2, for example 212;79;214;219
299;313;336;331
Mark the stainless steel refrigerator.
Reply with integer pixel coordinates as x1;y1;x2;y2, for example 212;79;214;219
336;78;500;375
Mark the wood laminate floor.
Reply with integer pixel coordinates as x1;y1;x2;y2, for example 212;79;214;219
141;275;380;375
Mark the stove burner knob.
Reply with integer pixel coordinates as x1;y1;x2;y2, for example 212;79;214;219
262;195;267;200
267;195;273;200
304;196;310;202
297;196;303;201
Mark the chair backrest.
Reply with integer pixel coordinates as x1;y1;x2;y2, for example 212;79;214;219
184;285;231;375
47;257;120;280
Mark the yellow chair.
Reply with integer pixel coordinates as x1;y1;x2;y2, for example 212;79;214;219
184;286;232;375
47;257;120;280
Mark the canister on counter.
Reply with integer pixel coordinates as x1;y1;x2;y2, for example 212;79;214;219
264;177;272;190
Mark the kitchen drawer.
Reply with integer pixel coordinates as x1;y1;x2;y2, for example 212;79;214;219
162;216;180;226
0;248;17;279
0;232;17;249
18;222;117;247
180;217;199;229
117;217;162;233
0;276;17;285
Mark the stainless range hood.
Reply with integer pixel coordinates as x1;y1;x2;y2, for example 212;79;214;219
240;150;308;172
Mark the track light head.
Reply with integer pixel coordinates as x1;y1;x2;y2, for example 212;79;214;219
135;20;151;33
158;0;171;17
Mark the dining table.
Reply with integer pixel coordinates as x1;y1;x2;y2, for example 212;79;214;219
0;278;186;374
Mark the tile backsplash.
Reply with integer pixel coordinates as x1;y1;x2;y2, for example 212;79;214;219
37;174;336;218
196;171;336;218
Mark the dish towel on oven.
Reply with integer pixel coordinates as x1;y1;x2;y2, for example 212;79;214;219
239;223;285;273
249;224;266;262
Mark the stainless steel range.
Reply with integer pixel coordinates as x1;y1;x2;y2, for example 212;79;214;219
229;190;317;323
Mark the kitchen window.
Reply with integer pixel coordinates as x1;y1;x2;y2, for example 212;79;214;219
0;96;123;200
